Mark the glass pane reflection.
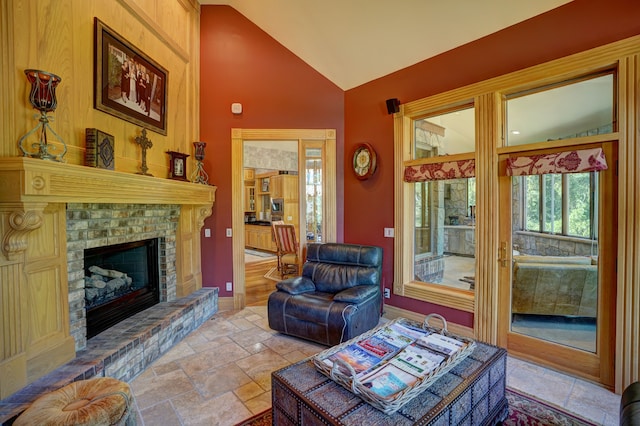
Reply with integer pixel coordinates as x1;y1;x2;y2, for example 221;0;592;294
413;178;476;291
413;107;475;159
507;73;614;146
305;148;322;243
510;174;598;353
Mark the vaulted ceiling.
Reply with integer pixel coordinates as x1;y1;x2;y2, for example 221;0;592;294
200;0;573;90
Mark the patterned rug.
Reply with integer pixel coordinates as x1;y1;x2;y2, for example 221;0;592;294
245;249;275;258
263;267;283;282
235;388;597;426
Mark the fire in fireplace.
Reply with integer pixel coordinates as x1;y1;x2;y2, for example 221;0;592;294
84;238;160;338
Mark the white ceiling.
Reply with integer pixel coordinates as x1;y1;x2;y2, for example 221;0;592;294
199;0;573;90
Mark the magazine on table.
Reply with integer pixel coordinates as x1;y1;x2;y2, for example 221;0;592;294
416;333;466;357
359;363;419;399
390;343;445;376
375;324;418;349
323;343;382;376
356;334;402;359
388;321;430;341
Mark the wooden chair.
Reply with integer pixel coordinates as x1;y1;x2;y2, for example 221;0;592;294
270;220;285;271
273;224;299;279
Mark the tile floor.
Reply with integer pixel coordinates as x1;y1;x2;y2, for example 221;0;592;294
129;305;620;426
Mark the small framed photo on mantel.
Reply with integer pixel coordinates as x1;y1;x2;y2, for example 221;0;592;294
167;151;189;181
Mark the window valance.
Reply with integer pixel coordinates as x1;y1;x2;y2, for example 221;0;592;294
403;160;475;182
506;147;607;176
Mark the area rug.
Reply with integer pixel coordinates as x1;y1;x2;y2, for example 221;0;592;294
245;249;275;258
234;388;597;425
264;267;283;282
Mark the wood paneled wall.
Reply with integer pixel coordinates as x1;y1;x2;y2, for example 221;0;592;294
1;0;200;176
0;0;203;399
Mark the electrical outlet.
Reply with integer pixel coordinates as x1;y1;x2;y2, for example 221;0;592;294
226;282;232;291
384;288;390;299
384;228;394;238
226;228;232;237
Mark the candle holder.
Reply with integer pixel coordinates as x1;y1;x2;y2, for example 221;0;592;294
18;69;67;161
190;141;209;185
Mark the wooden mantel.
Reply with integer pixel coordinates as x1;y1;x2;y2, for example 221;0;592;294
0;157;216;205
0;157;216;399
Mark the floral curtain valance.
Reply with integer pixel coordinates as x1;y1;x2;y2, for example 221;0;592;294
506;147;608;176
404;160;475;182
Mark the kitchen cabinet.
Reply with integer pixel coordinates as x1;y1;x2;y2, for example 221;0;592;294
244;168;256;212
270;175;298;200
245;224;277;252
244;186;255;212
243;168;255;181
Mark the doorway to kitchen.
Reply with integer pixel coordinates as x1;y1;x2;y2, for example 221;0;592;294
231;128;337;309
242;140;296;305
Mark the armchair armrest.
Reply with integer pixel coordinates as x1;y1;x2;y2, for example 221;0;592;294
276;276;316;295
334;285;379;304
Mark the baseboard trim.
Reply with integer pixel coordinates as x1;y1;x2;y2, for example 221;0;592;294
218;296;235;311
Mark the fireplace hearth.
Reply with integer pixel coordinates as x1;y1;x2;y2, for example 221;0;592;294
84;238;160;338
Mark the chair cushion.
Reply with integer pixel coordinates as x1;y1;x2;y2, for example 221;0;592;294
14;377;132;426
303;262;380;293
284;292;336;324
334;285;379;303
276;276;315;294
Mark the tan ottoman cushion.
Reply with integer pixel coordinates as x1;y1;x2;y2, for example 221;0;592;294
15;377;133;426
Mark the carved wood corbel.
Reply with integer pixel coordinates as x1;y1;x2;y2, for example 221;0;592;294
196;205;212;229
2;204;46;261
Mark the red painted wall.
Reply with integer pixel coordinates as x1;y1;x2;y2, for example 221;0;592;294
344;0;640;326
200;6;344;296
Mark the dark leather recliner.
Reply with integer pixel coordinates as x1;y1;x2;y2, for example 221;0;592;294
267;242;383;346
621;381;640;426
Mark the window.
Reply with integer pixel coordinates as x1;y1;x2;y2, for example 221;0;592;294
522;172;597;239
506;73;615;146
305;147;323;243
394;49;622;316
406;106;476;293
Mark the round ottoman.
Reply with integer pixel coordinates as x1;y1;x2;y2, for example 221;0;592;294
14;377;134;426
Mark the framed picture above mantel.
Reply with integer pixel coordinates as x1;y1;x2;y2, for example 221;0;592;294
93;18;168;135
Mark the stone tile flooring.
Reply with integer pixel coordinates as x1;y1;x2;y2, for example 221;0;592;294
129;305;620;425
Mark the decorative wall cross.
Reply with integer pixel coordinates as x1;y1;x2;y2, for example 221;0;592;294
134;128;153;176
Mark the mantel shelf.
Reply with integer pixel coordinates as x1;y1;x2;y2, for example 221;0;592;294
0;157;216;205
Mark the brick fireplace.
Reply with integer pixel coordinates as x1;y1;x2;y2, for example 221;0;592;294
66;203;180;350
0;158;217;400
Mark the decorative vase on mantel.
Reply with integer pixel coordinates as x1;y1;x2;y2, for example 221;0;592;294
191;141;209;185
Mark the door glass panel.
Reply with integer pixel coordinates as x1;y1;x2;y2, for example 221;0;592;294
413;107;475;159
305;148;322;242
413;177;476;291
506;73;614;146
510;172;598;352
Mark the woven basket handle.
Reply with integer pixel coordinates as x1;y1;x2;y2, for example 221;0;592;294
330;359;360;394
423;313;448;334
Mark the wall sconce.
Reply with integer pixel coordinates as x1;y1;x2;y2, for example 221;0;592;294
18;69;67;161
191;141;209;185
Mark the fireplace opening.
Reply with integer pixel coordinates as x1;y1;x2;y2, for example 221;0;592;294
84;238;160;339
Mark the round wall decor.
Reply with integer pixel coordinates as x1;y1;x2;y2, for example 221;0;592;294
352;143;377;180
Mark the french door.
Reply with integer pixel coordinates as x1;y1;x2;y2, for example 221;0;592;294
497;142;617;387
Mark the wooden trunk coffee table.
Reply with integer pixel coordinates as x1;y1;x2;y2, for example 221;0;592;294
272;341;507;425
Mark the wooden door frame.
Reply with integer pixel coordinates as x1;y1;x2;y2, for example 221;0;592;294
231;128;337;309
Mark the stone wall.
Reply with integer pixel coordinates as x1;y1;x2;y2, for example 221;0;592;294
66;203;180;351
244;145;298;172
